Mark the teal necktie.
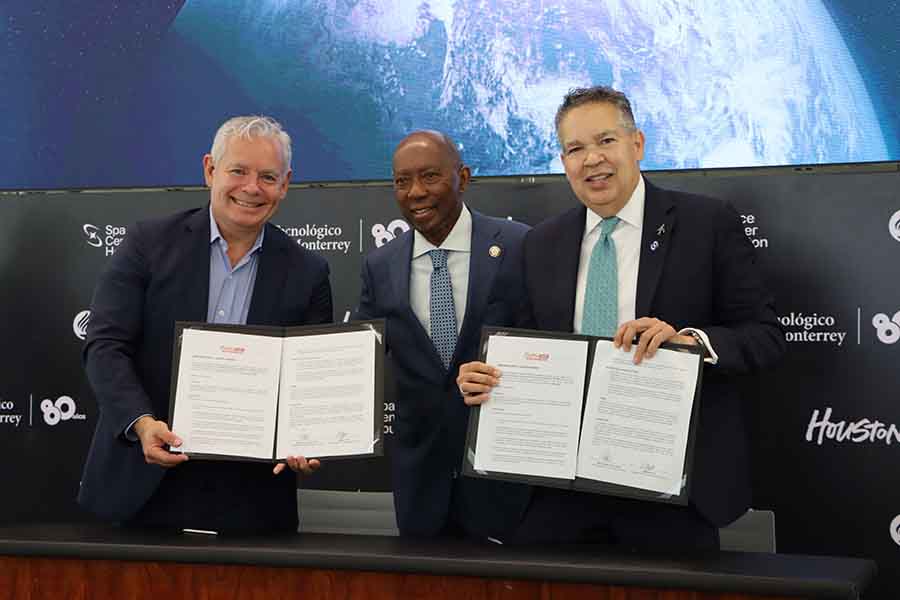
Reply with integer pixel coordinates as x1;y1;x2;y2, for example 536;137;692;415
581;216;620;337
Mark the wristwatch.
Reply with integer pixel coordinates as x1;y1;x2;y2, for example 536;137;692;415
684;329;708;357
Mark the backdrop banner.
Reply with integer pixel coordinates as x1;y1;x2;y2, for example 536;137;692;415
1;169;898;597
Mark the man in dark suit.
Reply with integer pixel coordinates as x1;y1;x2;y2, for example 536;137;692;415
78;116;332;534
357;131;531;538
458;86;785;549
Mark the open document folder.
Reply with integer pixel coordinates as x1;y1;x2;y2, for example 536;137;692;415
463;327;703;505
168;320;384;462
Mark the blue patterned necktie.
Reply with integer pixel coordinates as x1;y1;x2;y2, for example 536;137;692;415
428;249;458;368
581;216;620;337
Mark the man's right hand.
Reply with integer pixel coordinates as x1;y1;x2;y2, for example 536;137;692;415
133;416;189;468
457;361;502;406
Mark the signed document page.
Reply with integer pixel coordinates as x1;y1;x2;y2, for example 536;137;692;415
473;335;588;479
576;341;700;494
171;329;282;459
276;329;376;459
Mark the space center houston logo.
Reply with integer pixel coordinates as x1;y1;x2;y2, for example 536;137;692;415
278;223;352;254
779;312;847;346
83;223;127;256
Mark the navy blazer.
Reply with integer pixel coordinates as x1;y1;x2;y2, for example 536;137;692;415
357;209;532;537
519;179;785;526
78;207;332;527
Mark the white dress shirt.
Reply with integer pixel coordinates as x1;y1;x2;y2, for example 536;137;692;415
410;204;471;335
573;176;718;363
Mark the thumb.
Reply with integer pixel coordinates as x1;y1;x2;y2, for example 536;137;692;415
158;427;182;447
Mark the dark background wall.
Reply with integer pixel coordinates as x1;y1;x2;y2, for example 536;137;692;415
1;164;899;597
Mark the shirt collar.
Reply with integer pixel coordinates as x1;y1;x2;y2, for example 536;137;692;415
584;175;645;235
209;206;265;253
412;203;472;258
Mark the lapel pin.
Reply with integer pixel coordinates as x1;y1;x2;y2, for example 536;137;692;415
650;240;660;252
489;245;502;258
656;224;666;236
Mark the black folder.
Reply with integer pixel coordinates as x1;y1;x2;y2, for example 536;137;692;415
169;319;385;463
462;326;704;506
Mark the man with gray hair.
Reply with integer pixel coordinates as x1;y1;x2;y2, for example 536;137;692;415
78;116;333;534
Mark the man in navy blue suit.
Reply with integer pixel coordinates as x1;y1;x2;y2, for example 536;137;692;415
78;116;332;534
458;86;785;549
357;131;531;538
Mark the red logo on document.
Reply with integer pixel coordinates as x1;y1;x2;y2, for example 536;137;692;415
220;346;246;354
523;352;550;362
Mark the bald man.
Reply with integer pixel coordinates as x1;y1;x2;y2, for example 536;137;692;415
356;131;531;538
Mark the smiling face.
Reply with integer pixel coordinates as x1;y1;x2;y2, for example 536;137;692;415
392;132;470;246
203;134;291;242
558;102;645;218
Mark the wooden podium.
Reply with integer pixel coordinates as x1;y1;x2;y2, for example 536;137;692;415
0;524;876;599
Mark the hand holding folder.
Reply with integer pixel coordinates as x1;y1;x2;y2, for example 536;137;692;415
461;326;704;506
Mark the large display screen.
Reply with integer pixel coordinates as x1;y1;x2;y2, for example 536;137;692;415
2;0;897;189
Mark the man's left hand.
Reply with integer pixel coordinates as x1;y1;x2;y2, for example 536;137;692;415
614;317;696;364
273;456;321;476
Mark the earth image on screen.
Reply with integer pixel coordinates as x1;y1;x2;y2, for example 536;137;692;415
172;0;889;179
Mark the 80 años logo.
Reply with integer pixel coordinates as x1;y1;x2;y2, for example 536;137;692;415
371;219;410;248
873;310;900;345
40;396;86;426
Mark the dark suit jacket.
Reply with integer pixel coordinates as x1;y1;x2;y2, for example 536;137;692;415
519;179;785;527
357;209;532;537
78;207;332;532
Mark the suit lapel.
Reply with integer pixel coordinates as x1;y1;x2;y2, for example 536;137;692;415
635;180;676;319
544;206;584;332
389;231;414;323
391;231;447;372
247;223;290;325
182;208;212;322
453;211;501;368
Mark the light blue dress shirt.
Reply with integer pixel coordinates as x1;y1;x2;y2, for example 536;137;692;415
206;207;264;325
